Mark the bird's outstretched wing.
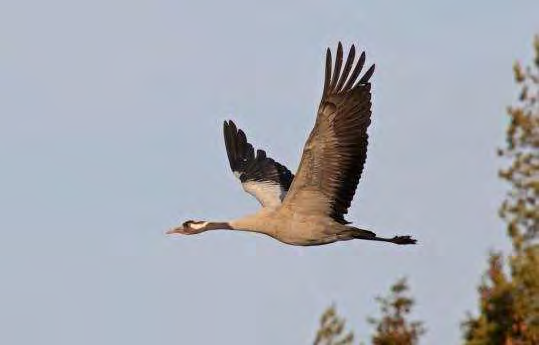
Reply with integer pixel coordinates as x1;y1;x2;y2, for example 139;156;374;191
281;43;375;224
223;120;294;208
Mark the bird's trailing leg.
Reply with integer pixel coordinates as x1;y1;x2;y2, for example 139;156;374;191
342;227;417;245
369;235;417;245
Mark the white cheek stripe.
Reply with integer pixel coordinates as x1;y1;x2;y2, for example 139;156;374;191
190;222;209;230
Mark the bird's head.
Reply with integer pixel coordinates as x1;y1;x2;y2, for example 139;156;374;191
166;220;210;235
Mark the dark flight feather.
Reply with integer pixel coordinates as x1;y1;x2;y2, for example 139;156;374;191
283;42;375;224
223;120;294;207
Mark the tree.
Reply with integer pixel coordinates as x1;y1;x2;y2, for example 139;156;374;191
312;279;424;345
463;35;539;345
368;278;425;345
313;306;355;345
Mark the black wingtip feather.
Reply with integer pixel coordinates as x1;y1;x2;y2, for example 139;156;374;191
323;48;332;96
329;43;344;92
223;120;238;171
343;51;365;91
222;120;295;196
335;45;356;93
324;43;374;96
358;64;375;85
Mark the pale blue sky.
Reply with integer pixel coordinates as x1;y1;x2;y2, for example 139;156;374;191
1;1;538;344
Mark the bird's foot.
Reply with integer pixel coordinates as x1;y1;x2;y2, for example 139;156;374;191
391;235;417;245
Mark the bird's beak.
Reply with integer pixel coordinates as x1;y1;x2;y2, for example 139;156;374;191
166;227;184;235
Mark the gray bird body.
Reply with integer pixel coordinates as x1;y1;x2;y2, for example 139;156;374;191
168;43;416;246
229;209;348;246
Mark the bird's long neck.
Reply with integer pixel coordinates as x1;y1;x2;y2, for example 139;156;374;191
201;212;274;236
201;221;232;231
198;217;260;232
228;212;273;235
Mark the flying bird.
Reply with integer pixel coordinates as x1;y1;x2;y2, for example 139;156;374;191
167;43;416;246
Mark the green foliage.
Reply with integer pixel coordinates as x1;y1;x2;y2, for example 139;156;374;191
462;253;521;344
312;279;424;345
500;35;539;247
463;35;539;345
368;278;425;345
313;306;355;345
